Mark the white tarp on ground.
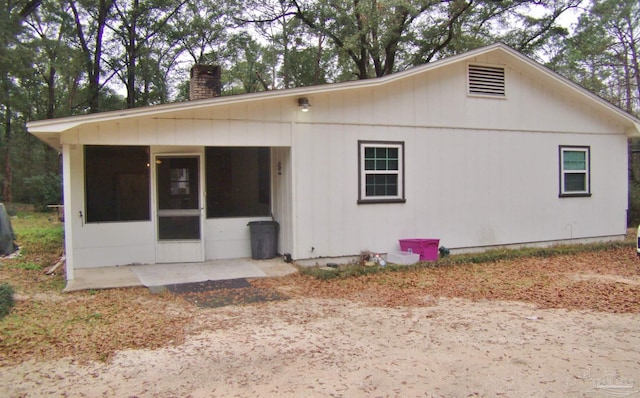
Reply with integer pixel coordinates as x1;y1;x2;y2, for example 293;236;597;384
131;260;266;287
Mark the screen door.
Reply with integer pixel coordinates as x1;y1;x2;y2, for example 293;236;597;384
155;155;204;263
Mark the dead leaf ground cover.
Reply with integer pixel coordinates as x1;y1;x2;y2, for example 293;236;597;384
262;246;640;312
0;209;196;366
0;288;194;366
1;208;640;367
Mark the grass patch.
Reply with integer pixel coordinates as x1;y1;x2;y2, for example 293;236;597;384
436;240;634;266
302;262;415;280
15;224;63;256
0;207;64;294
0;283;14;319
9;262;42;271
628;180;640;226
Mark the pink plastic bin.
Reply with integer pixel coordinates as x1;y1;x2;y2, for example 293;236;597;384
399;239;440;261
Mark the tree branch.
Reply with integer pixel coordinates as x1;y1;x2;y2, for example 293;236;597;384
19;0;42;19
424;0;474;63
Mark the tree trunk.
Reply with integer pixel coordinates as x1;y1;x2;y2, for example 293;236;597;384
90;0;111;113
46;65;56;119
3;94;11;204
71;0;113;113
126;0;139;108
624;12;640;115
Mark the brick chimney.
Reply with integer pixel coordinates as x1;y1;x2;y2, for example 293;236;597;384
189;65;222;100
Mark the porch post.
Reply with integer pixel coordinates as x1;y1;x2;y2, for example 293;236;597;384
62;144;75;281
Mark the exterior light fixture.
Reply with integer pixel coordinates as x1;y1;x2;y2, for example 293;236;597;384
298;97;311;112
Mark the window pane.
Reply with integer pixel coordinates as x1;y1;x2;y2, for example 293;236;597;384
563;151;586;170
365;174;398;197
206;147;271;218
564;173;586;192
386;175;398;195
365;159;375;170
364;147;375;158
85;145;150;222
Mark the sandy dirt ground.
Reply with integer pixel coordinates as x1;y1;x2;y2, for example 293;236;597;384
1;297;639;398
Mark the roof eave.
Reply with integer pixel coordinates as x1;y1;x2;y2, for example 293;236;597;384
628;122;640;137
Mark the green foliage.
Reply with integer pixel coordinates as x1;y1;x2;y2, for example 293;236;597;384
301;262;398;280
436;240;634;266
10;262;41;271
1;209;64;296
17;224;63;256
23;173;62;211
222;32;273;94
284;47;330;87
629;180;640;226
0;282;15;319
552;0;640;116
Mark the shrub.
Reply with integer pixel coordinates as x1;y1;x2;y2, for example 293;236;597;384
0;283;15;319
23;173;62;211
629;181;640;227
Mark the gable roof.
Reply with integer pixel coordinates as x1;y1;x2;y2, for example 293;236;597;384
28;42;640;146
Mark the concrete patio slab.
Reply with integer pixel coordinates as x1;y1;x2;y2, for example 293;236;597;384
65;266;141;292
63;258;297;292
132;260;266;287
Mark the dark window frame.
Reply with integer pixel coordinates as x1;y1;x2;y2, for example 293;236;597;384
358;140;406;204
559;145;592;198
84;145;151;223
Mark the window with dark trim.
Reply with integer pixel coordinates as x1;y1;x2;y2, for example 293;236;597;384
85;145;151;222
559;145;591;197
205;147;271;218
358;141;405;204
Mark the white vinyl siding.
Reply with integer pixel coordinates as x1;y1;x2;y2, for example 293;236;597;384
560;146;591;197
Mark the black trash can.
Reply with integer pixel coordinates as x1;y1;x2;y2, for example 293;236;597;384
247;221;279;260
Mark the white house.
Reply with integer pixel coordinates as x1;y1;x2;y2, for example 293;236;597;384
27;43;640;281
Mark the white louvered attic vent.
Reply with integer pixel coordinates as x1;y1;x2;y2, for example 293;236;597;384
468;65;505;96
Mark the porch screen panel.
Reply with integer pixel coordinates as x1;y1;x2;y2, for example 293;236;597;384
85;145;150;222
205;147;271;218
